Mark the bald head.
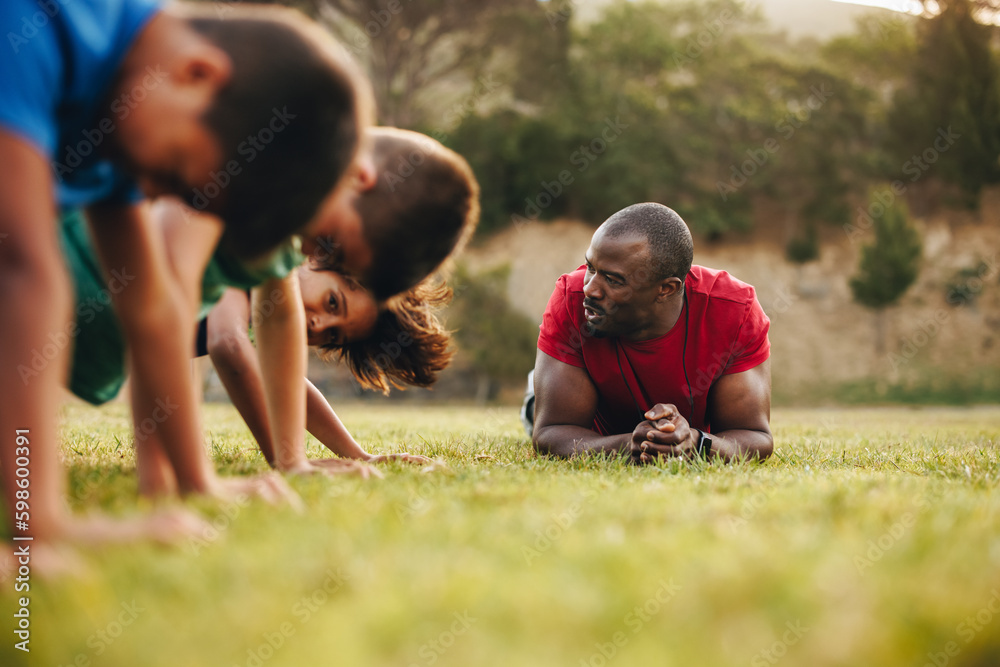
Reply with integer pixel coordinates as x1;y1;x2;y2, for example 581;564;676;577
600;203;693;281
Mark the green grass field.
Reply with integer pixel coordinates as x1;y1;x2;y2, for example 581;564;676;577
5;403;1000;667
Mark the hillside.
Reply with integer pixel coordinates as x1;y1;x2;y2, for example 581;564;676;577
461;192;1000;403
198;194;999;406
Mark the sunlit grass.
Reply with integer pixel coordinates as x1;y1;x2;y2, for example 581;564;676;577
4;403;1000;667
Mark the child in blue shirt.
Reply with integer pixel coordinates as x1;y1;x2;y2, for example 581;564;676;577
0;0;367;551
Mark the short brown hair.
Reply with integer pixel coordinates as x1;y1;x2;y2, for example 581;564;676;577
186;5;372;259
355;128;479;300
318;280;454;394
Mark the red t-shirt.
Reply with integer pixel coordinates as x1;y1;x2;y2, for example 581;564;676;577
537;265;770;436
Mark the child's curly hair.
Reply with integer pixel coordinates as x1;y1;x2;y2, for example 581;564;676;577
317;279;454;394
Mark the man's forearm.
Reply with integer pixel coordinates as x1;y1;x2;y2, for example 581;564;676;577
705;428;773;462
533;425;630;458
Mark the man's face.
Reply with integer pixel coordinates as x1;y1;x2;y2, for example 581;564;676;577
297;266;378;347
582;230;663;339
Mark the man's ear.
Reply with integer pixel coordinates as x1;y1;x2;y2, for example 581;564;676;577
656;277;683;302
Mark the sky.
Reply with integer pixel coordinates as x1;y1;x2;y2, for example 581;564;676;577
571;0;906;39
757;0;899;37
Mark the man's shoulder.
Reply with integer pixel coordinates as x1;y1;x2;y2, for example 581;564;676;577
547;266;587;305
561;266;587;293
688;265;759;306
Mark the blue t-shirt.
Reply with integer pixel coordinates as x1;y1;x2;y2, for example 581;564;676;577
0;0;161;207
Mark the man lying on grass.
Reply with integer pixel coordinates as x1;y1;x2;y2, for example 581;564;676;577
526;203;773;463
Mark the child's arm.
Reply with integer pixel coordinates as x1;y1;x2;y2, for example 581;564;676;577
208;297;375;467
208;293;422;466
0;133;217;550
87;201;216;494
252;274;311;474
0;131;72;541
91;201;297;506
207;284;424;468
205;289;277;464
305;379;430;465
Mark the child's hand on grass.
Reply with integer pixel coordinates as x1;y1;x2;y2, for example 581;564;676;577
303;458;384;479
208;473;303;511
366;453;433;465
63;507;213;545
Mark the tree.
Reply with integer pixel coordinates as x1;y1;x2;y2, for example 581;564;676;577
785;223;819;266
917;0;1000;24
302;0;541;127
890;0;1000;206
849;191;922;354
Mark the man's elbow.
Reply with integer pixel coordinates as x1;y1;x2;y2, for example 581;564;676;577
531;427;567;458
754;431;774;461
531;427;550;456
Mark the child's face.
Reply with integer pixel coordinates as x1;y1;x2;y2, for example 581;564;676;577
299;147;377;279
297;266;378;347
107;34;228;204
